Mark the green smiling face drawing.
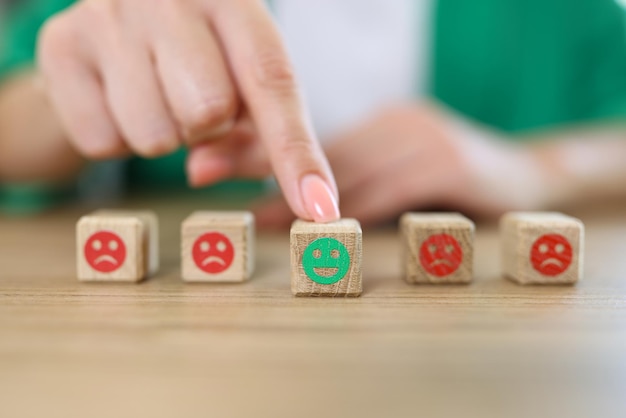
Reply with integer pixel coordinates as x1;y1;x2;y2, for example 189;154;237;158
302;237;350;285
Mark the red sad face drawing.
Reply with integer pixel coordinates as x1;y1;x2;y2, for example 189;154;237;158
192;232;235;274
419;234;463;277
85;231;126;273
530;234;572;276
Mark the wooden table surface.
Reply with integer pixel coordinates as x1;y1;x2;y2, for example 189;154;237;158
1;196;626;418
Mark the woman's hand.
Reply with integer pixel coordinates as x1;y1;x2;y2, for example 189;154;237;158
256;102;552;227
37;0;339;222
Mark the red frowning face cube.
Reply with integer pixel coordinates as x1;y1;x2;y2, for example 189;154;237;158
192;232;235;274
530;233;573;276
84;231;127;273
419;233;463;277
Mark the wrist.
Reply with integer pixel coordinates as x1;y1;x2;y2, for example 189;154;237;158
445;112;554;213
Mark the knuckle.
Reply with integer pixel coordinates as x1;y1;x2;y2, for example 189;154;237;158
71;0;123;44
253;52;297;92
37;14;76;64
185;96;237;133
77;0;121;26
276;131;316;161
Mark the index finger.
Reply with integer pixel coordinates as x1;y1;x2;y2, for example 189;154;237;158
204;0;340;222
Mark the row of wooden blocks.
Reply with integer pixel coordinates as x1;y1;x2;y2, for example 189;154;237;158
77;210;584;296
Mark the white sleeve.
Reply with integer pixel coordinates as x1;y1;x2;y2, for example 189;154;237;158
274;0;433;141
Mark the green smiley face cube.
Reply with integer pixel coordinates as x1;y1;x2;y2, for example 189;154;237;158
290;219;362;297
302;237;350;285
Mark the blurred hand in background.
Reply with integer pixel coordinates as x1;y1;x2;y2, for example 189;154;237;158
256;102;626;227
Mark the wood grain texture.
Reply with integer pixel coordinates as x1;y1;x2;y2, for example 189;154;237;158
401;213;474;284
181;211;254;282
290;219;362;297
76;213;149;282
501;212;583;285
2;197;626;418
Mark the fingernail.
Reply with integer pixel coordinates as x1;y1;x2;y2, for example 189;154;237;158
300;174;340;223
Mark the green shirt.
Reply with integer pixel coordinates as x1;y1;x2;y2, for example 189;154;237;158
1;0;75;78
2;0;626;209
432;0;626;133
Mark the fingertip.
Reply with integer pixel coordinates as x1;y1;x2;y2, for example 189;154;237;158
133;133;180;159
299;173;341;223
186;148;234;187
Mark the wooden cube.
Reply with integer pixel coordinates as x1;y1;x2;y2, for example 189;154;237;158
501;212;584;285
290;219;362;297
77;210;159;282
181;211;254;282
400;213;474;284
